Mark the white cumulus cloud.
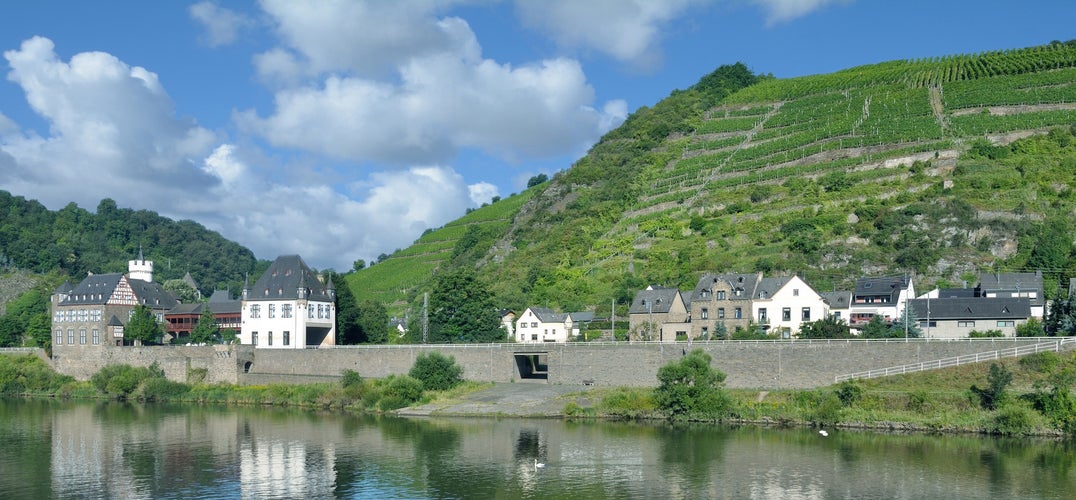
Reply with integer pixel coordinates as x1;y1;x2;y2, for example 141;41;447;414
515;0;709;69
243;1;624;166
753;0;852;25
189;2;255;47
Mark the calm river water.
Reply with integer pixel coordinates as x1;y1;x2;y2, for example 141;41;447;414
1;399;1074;499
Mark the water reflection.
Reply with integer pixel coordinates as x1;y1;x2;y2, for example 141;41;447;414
1;399;1075;499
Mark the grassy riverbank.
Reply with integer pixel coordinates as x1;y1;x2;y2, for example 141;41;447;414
582;350;1076;437
2;350;1075;438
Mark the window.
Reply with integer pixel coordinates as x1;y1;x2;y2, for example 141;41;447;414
269;304;276;318
282;304;293;318
793;289;800;297
283;331;290;346
92;329;100;345
717;290;726;300
700;290;711;298
531;334;538;341
67;329;74;344
919;320;937;328
802;307;811;321
531;322;538;328
734;307;742;319
268;331;273;346
997;320;1016;328
701;326;709;338
252;331;259;345
250;304;261;318
759;308;767;321
957;321;975;328
834;312;842;319
309;305;315;319
782;308;791;322
701;308;709;320
718;308;725;319
55;329;63;345
79;328;86;345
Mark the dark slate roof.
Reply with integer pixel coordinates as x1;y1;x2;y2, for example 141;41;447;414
934;288;977;299
60;274;177;310
978;271;1044;306
208;289;233;302
853;276;911;301
53;281;73;296
128;279;180;309
907;297;1031;320
62;273;123;305
569;312;596;322
756;276;792;299
822;291;851;309
246;255;334;302
528;307;567;323
630;287;682;314
169;303;203;315
107;315;124;327
691;273;761;302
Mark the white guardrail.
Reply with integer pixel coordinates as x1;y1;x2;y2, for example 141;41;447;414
834;338;1076;383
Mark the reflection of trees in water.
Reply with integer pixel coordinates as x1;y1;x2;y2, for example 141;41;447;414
657;424;729;487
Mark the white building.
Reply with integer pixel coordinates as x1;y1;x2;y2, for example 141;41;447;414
849;275;915;329
752;276;828;337
514;307;593;343
240;255;336;349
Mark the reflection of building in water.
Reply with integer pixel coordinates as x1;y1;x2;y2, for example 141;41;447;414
239;438;336;497
50;404;242;498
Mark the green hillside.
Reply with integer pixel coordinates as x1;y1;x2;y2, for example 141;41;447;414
354;42;1076;318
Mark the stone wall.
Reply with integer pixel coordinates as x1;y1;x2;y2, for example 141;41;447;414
48;338;1068;390
53;344;252;385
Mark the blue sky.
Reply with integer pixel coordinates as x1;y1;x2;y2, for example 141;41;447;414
1;1;1073;271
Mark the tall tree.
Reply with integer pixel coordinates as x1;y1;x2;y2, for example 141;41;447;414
428;269;503;343
356;300;390;344
331;271;363;344
126;305;163;345
188;306;219;344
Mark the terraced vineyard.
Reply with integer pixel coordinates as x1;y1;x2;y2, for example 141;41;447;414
353;41;1076;318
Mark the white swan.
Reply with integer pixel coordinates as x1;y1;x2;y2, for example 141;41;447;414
819;429;828;437
534;458;545;470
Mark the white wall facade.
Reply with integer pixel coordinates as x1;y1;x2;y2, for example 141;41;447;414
240;299;335;349
752;277;829;336
514;308;568;343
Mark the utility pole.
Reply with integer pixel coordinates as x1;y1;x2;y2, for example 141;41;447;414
422;292;428;344
611;297;615;341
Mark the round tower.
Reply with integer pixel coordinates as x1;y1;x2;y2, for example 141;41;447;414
128;246;154;283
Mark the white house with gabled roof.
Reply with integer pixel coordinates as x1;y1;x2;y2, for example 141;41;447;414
751;275;828;337
239;255;336;349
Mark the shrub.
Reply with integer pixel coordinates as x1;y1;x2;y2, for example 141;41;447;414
138;377;190;401
835;380;863;407
91;365;149;399
409;352;463;391
971;363;1012;410
654;349;734;421
380;375;424;410
990;402;1038;436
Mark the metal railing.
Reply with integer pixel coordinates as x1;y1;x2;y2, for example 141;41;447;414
308;337;1069;349
834;338;1076;382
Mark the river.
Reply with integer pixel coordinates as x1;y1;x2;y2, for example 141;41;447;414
1;399;1074;499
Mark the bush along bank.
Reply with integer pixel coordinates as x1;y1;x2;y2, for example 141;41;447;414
575;349;1076;438
0;351;475;413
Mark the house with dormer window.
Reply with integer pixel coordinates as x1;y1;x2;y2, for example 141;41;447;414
628;286;690;341
239;255;336;349
977;271;1045;318
51;249;177;348
849;275;915;328
907;297;1031;338
690;272;761;337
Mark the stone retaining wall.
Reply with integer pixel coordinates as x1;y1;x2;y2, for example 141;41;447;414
48;338;1066;390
